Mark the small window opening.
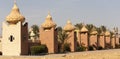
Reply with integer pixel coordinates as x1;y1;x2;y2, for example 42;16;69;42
9;35;14;42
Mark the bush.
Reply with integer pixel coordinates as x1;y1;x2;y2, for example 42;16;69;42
98;46;103;50
30;45;48;55
115;44;120;48
76;46;86;51
0;52;2;55
64;43;70;52
105;43;111;49
88;46;94;51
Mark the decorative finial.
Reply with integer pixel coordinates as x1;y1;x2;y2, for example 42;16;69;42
48;11;50;15
6;0;25;24
14;0;16;3
46;11;52;19
63;20;75;31
67;19;71;24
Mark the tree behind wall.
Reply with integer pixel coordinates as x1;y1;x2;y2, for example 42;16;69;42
30;25;39;39
56;26;69;53
86;24;94;50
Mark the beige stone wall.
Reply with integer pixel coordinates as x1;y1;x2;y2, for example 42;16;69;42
105;36;110;44
80;33;88;47
116;37;119;45
99;36;105;48
40;27;58;53
2;22;21;56
66;31;77;52
2;22;28;56
90;35;97;47
76;32;81;46
105;36;111;48
0;38;2;52
111;37;115;48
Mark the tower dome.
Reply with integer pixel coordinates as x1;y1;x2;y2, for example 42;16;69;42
105;30;110;36
63;20;75;31
100;31;104;36
6;2;25;24
90;27;98;35
41;12;56;28
80;24;88;32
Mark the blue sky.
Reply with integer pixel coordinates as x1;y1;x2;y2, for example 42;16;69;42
0;0;120;34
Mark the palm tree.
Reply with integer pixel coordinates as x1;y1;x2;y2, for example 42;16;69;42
86;24;94;32
86;24;94;50
96;27;102;49
74;23;83;46
56;26;62;32
56;27;68;52
75;23;83;30
100;25;107;32
100;26;107;46
30;25;39;39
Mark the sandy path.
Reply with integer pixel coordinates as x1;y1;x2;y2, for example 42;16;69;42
0;49;120;59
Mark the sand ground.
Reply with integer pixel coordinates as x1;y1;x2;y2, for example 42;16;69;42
0;49;120;59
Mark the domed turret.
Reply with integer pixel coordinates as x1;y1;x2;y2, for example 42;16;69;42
105;30;110;36
63;20;75;31
80;24;88;32
112;34;115;37
6;2;25;24
100;31;104;36
90;27;98;35
41;12;56;28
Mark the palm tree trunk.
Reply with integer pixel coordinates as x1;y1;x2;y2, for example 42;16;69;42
88;33;90;50
60;43;64;53
97;35;99;50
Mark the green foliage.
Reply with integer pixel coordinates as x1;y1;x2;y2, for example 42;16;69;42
31;25;39;39
30;45;48;55
105;43;111;49
110;31;114;37
86;24;94;33
100;25;106;32
56;26;70;53
31;25;39;33
96;27;101;35
64;43;70;52
88;46;94;51
115;44;120;48
57;30;69;53
57;31;68;43
76;46;86;52
75;23;83;30
98;46;103;50
0;52;2;55
56;26;62;32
